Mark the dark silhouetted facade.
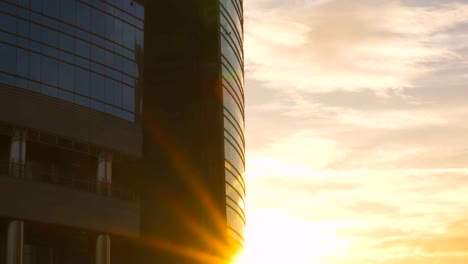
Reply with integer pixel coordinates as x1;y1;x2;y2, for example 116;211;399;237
0;0;244;263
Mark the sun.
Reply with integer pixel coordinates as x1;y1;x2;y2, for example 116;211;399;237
231;210;350;264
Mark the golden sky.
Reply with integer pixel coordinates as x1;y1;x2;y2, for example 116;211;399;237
242;0;468;263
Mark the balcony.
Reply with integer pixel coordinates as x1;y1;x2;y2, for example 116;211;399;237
1;161;137;202
0;161;140;237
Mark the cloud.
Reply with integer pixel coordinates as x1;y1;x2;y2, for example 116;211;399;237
245;0;468;93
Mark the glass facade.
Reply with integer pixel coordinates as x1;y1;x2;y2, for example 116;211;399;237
0;0;144;121
220;0;246;248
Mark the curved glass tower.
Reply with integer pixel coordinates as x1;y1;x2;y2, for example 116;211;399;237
220;0;246;249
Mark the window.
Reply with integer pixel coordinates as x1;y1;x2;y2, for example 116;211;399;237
91;73;105;101
75;68;90;96
0;45;16;74
42;28;59;47
122;23;135;50
59;62;74;91
60;0;75;24
76;2;91;31
92;9;106;36
122;84;134;111
41;57;58;86
16;49;29;78
75;40;90;58
43;0;59;17
17;20;30;37
1;13;16;33
29;52;41;81
30;0;42;12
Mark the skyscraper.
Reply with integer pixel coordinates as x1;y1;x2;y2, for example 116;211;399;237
0;0;244;263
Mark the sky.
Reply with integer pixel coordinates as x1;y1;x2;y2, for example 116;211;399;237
242;0;468;263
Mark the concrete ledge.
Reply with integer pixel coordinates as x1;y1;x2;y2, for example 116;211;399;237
0;176;140;237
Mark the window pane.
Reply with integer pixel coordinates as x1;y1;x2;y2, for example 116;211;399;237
122;23;134;50
92;9;106;35
91;73;105;101
122;85;134;112
75;40;90;58
17;20;30;37
41;57;58;86
60;0;75;24
29;52;41;81
75;68;90;96
42;28;59;47
59;62;74;91
43;0;59;17
16;49;28;78
76;2;91;31
0;45;16;74
1;13;16;33
59;34;75;53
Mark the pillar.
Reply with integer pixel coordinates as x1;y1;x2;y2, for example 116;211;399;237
97;152;112;195
6;221;23;264
9;129;27;178
96;234;110;264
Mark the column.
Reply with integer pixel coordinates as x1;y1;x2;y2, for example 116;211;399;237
9;129;27;178
96;152;112;264
6;220;23;264
96;234;110;264
97;152;112;195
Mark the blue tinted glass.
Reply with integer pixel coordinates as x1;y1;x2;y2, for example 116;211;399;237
17;8;30;20
42;85;58;97
90;100;105;112
0;31;16;45
0;45;16;74
41;45;59;58
105;79;114;104
122;23;134;50
17;20;30;37
59;34;74;53
105;15;114;40
42;28;59;46
114;54;123;71
60;0;75;24
135;4;144;19
91;46;105;62
92;9;106;35
59;51;74;64
114;19;123;44
43;0;59;17
122;85;134;111
113;81;122;106
76;95;91;107
75;68;90;96
1;13;16;33
135;29;143;48
17;0;31;8
28;81;41;93
41;57;58;86
58;90;74;103
29;24;42;42
75;40;90;58
76;2;91;31
91;73;105;101
104;50;114;66
76;57;90;68
30;0;41;12
29;52;41;80
59;62;74;91
16;49;28;78
0;73;16;87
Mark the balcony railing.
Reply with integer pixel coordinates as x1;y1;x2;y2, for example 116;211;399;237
0;161;137;202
